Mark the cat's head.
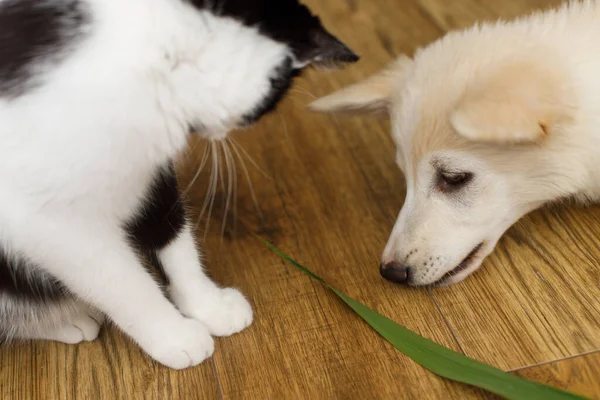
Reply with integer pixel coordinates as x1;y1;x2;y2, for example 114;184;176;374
182;0;359;139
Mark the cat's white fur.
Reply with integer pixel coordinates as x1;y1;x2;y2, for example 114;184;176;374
0;0;292;369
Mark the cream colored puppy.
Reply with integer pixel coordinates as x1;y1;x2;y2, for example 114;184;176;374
311;1;600;286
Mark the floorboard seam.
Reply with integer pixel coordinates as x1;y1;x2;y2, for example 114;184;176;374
427;289;468;355
507;349;600;373
210;359;226;400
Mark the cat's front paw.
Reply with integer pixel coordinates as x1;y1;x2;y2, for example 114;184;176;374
203;288;253;337
173;287;253;337
141;318;214;370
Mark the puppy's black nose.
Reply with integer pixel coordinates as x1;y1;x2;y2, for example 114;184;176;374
380;262;410;284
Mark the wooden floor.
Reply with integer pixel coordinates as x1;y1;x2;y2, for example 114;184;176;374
2;0;599;398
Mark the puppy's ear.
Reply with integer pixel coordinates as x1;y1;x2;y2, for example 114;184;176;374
309;55;412;114
451;62;574;144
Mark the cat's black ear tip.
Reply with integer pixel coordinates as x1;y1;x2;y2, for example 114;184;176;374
331;39;360;63
318;47;359;69
317;41;360;68
338;48;360;64
298;29;360;68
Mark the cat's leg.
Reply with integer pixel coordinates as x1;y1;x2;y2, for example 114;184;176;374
159;224;253;337
0;252;103;344
29;314;102;344
1;292;103;345
15;301;104;344
5;215;214;369
128;163;252;337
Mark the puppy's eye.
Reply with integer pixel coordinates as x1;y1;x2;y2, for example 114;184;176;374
438;171;473;192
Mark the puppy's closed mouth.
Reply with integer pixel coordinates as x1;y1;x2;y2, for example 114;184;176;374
435;243;483;286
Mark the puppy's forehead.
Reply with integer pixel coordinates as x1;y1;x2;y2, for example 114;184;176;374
390;41;490;172
393;95;468;177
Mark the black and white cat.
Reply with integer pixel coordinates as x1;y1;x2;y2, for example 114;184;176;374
0;0;357;369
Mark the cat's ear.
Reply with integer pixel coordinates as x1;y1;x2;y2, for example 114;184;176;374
297;28;359;68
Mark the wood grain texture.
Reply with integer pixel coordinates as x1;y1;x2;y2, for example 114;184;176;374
0;0;598;399
511;352;600;400
0;329;221;400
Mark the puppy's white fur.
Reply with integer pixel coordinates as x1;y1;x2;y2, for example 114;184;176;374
312;0;600;286
0;0;295;368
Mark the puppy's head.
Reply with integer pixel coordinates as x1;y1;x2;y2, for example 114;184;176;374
311;35;582;286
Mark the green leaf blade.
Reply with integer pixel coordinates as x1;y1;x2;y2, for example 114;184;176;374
258;237;588;400
335;291;585;400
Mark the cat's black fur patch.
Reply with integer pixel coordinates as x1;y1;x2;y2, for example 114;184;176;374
125;162;186;253
0;251;66;302
0;0;89;98
187;0;359;64
242;56;300;125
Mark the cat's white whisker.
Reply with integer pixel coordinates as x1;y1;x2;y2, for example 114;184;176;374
181;142;210;198
217;141;226;197
229;137;272;181
229;139;263;221
276;109;292;147
225;140;239;225
196;141;218;237
289;87;319;100
203;141;220;240
166;142;209;217
219;140;234;242
227;139;240;234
